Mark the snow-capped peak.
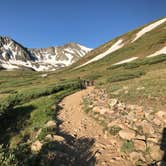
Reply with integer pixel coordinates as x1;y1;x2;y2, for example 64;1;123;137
0;37;92;71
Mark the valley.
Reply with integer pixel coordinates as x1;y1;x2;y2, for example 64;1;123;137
0;17;166;165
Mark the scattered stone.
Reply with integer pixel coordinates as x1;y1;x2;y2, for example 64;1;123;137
119;129;135;140
45;120;56;128
133;140;146;151
117;102;126;111
99;108;110;115
109;99;118;109
136;87;145;91
92;106;100;113
45;134;65;142
153;117;162;126
45;134;53;140
52;135;65;142
145;112;154;121
148;143;164;161
135;135;146;140
139;121;154;135
147;136;160;144
31;140;42;152
51;105;56;110
155;111;166;120
35;128;42;138
129;152;145;163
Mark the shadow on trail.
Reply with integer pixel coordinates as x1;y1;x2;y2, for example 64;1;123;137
0;97;96;165
35;104;96;166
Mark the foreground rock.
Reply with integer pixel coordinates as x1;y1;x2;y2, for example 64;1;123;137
31;140;43;152
45;134;65;142
119;129;135;140
45;120;57;128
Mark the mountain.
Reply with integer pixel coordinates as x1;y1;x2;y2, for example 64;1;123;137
73;17;166;69
0;36;92;71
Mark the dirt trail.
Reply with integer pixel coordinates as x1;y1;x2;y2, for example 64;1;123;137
58;87;132;166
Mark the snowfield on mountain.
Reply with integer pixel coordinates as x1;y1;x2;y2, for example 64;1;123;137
147;46;166;57
76;39;124;68
132;17;166;42
0;37;92;71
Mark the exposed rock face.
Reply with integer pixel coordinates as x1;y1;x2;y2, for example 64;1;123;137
83;88;166;165
0;36;92;71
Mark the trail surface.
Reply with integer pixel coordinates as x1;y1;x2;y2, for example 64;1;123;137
58;87;131;166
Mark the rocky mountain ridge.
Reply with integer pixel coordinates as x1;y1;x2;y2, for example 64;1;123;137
0;36;91;71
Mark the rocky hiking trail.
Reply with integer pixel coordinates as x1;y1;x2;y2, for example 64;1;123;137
56;86;166;166
58;87;131;166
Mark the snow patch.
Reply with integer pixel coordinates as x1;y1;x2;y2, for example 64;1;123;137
147;46;166;58
77;44;92;52
1;63;19;70
113;57;138;65
76;39;124;68
132;18;166;42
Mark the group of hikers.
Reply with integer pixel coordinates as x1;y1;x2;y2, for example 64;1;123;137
78;77;95;89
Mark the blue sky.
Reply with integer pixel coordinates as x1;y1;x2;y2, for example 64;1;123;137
0;0;165;48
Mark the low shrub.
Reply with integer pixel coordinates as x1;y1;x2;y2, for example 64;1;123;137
108;126;122;135
121;140;134;153
85;73;102;81
82;98;92;113
108;70;145;83
107;54;166;70
0;80;81;116
123;62;141;69
0;144;37;166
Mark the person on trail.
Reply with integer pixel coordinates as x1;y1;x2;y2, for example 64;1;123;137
78;77;86;89
91;80;95;86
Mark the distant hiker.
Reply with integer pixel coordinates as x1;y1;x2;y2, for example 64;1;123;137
83;80;86;89
78;77;86;89
91;80;95;86
89;80;94;86
86;80;90;87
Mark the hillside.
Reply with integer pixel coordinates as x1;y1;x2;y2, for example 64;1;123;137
73;17;166;69
0;17;166;165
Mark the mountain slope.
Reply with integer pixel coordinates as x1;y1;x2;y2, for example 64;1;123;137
73;17;166;69
0;36;91;71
